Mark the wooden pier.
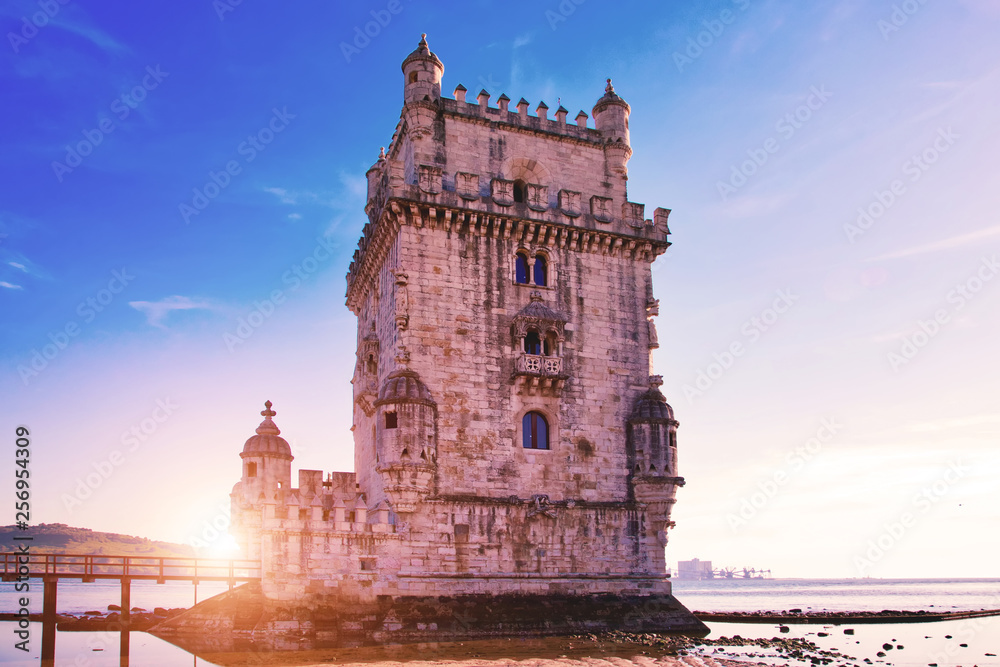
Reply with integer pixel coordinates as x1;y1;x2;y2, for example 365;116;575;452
1;552;260;663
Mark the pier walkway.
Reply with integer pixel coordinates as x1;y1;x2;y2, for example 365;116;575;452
1;552;261;663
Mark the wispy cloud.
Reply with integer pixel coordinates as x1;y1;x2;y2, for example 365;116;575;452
129;295;215;328
867;224;1000;261
8;261;27;272
1;281;23;290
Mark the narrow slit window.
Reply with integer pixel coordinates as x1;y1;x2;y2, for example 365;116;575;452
513;180;526;203
246;462;257;478
385;412;398;429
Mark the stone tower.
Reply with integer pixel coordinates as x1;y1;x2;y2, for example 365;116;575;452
347;34;683;586
223;35;703;641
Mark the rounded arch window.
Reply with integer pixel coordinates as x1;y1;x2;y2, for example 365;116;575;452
543;331;558;356
533;253;547;286
524;329;541;355
515;251;529;284
408;71;418;84
522;411;549;450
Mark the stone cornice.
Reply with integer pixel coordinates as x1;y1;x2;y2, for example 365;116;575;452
346;196;670;312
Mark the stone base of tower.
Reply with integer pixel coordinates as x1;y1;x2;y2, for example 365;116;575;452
151;582;708;648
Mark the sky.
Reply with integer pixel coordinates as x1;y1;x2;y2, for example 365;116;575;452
1;0;998;579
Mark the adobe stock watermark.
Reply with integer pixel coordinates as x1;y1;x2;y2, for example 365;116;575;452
213;0;245;20
223;234;340;351
853;460;967;576
877;0;931;40
51;65;169;182
929;593;1000;667
682;289;798;402
886;255;997;371
60;398;179;512
340;0;410;63
17;268;134;385
545;0;586;31
717;85;832;201
844;127;958;243
7;0;70;53
179;107;295;224
673;0;752;73
727;417;843;532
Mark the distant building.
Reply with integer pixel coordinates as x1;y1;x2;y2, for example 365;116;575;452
226;35;703;640
677;559;714;580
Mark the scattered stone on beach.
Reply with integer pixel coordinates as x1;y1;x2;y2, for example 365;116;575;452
107;604;121;611
883;643;894;651
84;610;102;616
897;645;904;649
877;651;886;657
130;607;145;612
780;625;790;633
959;643;968;647
845;629;855;635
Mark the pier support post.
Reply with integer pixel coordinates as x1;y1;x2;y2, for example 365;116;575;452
120;577;131;629
41;577;57;663
120;577;131;662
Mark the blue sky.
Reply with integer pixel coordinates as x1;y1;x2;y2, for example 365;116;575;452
2;0;998;577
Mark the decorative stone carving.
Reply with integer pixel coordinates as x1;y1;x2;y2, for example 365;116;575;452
558;189;581;217
646;298;659;350
456;172;480;200
623;201;645;228
590;195;613;223
526;184;548;211
418;165;442;194
491;178;514;206
526;494;557;519
393;269;409;331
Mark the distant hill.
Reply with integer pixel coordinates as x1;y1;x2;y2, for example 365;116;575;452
0;523;195;558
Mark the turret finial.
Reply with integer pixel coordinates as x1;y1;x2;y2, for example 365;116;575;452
261;400;276;418
378;146;386;160
605;78;614;94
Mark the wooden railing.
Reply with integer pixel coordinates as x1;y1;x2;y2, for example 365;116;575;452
0;553;261;582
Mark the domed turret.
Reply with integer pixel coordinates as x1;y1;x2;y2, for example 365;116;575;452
237;401;293;502
627;377;678;478
401;33;444;105
374;369;437;513
241;400;293;460
592;79;632;177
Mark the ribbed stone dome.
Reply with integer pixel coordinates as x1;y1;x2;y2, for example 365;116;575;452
375;369;435;406
629;381;676;424
401;34;443;72
592;78;630;115
241;401;293;460
516;292;565;323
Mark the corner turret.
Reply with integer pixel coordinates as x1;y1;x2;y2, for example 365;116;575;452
401;33;444;105
592;79;633;178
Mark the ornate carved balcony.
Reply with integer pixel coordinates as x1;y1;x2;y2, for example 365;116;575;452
514;354;566;396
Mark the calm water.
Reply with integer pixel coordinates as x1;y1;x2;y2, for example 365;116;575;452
670;577;1000;613
0;578;997;665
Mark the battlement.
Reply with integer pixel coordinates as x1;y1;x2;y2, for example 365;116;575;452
441;88;601;143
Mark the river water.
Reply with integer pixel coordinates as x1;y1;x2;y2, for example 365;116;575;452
0;578;997;666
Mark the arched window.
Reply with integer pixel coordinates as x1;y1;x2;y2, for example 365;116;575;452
409;72;418;84
544;331;558;356
366;354;377;375
513;180;526;203
522;411;549;450
524;329;541;355
515;252;529;284
246;462;257;478
533;254;547;286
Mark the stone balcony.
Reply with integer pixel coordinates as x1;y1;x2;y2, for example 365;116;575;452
514;354;566;397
